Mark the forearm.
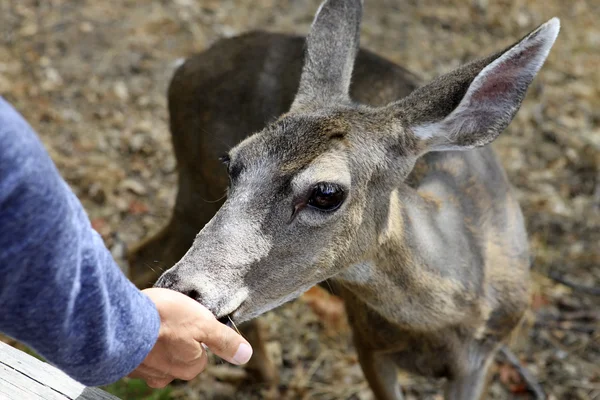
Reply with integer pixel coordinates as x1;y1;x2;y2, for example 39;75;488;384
0;97;160;386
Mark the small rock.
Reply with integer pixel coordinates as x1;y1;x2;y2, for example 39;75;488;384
357;388;375;400
266;341;283;368
88;182;106;204
555;349;568;360
173;57;186;69
129;133;146;152
114;197;130;212
161;156;177;174
61;109;82;123
208;365;247;383
110;241;126;260
41;68;64;91
0;74;12;92
174;0;194;6
515;12;530;28
39;57;51;67
79;21;94;33
134;120;154;134
562;363;578;377
221;25;238;37
19;23;38;37
136;96;151;106
113;81;129;101
120;178;147;195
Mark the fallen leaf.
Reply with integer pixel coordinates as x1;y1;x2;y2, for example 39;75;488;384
128;199;149;215
91;217;111;237
301;286;347;331
497;362;526;394
509;382;529;394
530;292;550;311
120;178;147;195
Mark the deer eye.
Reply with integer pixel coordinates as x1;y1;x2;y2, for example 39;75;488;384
307;182;346;212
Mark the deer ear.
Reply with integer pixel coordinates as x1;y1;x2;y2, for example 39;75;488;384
397;18;559;153
291;0;363;110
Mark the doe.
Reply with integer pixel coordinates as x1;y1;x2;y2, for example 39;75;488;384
132;1;559;398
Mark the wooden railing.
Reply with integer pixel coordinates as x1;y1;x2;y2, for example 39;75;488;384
0;341;118;399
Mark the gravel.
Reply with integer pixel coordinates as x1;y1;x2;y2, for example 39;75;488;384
1;0;598;398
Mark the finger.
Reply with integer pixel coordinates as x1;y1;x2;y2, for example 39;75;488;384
128;364;170;381
181;341;205;366
197;320;253;365
171;345;209;381
146;377;174;389
128;366;173;389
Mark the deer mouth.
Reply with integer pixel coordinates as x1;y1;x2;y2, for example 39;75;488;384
217;314;234;328
212;292;248;325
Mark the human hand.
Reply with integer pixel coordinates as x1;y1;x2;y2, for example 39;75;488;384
128;288;252;388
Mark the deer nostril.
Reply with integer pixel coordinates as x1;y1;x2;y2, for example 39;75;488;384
185;289;201;302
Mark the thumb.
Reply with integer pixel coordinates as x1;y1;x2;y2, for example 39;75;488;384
198;320;253;365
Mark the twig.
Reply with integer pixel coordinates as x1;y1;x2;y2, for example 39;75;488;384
559;310;600;322
535;320;598;334
548;271;600;296
565;381;600;391
539;332;600;377
498;346;546;400
302;350;328;387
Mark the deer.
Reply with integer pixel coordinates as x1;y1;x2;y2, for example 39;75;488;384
128;0;559;398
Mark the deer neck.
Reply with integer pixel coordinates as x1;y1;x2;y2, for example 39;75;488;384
336;183;483;330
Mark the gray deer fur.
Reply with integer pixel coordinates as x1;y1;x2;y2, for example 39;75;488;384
131;1;560;398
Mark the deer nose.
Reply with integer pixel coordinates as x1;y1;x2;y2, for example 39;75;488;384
154;271;180;290
154;272;207;304
184;289;204;303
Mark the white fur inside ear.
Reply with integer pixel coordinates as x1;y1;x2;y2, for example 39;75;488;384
412;122;440;141
461;17;560;117
413;18;560;151
312;0;327;27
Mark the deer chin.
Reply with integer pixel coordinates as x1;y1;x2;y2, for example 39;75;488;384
230;281;319;324
205;287;249;322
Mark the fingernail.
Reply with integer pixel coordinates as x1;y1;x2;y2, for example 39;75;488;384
232;343;253;365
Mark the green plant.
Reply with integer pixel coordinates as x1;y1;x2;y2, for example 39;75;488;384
102;378;173;400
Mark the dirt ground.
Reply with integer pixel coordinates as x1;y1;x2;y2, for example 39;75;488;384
0;0;598;399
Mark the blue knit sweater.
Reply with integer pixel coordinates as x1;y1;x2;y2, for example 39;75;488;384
0;97;160;386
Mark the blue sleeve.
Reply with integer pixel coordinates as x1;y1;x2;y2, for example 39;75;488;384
0;97;160;386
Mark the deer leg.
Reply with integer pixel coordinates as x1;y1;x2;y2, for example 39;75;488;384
444;353;494;400
238;318;279;386
498;346;546;399
356;346;403;400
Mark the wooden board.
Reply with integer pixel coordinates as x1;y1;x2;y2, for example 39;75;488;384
0;341;118;400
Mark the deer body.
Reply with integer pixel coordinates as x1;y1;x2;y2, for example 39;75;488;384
133;1;559;398
339;148;530;398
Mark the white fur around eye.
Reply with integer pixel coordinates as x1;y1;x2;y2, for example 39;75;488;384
291;150;351;194
296;201;348;226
